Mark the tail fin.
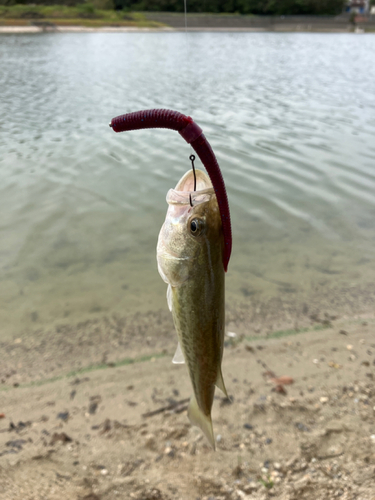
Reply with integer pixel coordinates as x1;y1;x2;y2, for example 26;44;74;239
187;395;215;450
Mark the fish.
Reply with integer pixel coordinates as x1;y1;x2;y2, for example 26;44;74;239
156;168;228;449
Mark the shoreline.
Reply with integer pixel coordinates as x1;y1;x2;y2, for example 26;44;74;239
0;26;363;33
1;280;374;387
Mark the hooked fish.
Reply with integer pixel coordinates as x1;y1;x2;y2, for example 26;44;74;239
156;168;227;449
110;109;232;448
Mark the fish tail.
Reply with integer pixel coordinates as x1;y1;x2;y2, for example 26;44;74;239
187;395;215;450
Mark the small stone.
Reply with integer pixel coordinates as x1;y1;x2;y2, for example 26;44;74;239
100;469;108;475
227;331;237;338
274;462;281;470
145;434;157;451
243;482;259;493
313;359;319;364
88;402;98;414
320;396;329;404
294;475;311;490
50;432;72;445
347;344;353;351
325;421;343;434
164;446;174;457
56;411;69;422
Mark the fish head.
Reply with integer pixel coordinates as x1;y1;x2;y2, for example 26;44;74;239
157;169;223;287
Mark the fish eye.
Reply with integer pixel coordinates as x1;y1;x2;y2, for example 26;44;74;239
189;218;204;236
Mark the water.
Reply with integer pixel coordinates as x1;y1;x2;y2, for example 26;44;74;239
1;32;375;339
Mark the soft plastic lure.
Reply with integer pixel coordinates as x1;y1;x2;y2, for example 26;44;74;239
110;109;232;271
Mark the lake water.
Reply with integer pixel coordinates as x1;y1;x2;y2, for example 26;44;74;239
1;32;375;339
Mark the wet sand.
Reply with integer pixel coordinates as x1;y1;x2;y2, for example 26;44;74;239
1;284;375;500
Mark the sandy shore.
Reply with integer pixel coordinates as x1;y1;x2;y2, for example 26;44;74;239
1;288;375;499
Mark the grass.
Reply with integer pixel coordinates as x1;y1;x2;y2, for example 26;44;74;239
246;322;331;342
259;476;274;489
0;352;168;392
0;5;165;28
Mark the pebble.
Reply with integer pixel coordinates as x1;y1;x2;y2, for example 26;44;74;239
50;432;72;445
145;434;157;451
56;411;69;422
226;331;237;338
242;482;259;493
320;396;329;404
325;421;344;434
164;446;174;457
100;469;108;476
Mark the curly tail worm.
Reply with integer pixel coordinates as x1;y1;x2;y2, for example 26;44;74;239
110;109;232;272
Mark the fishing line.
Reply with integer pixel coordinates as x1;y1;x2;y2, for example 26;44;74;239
189;154;196;207
183;0;195;188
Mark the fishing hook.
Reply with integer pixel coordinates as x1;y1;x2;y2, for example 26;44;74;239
189;154;196;207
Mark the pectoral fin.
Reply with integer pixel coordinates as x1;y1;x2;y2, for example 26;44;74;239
172;342;185;364
215;367;228;398
187;395;215;450
167;284;173;312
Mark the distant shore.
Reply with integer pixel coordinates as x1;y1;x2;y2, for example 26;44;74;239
1;11;375;33
0;25;372;33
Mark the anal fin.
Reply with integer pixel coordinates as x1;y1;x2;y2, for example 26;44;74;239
172;342;185;364
215;367;228;398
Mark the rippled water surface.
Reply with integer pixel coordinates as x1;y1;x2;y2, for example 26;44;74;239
1;32;375;337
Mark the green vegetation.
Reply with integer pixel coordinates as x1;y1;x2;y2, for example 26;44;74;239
0;4;164;26
118;0;346;15
0;352;168;392
0;0;348;18
245;322;330;343
259;476;274;489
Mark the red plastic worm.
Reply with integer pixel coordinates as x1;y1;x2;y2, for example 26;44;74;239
110;109;232;272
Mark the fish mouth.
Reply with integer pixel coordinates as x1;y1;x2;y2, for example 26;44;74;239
167;169;215;206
